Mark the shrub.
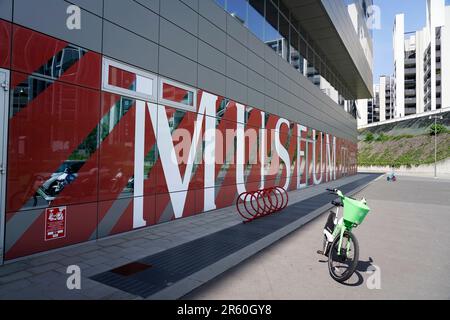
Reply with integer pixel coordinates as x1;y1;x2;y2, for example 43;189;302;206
375;133;390;142
364;132;374;142
429;124;448;135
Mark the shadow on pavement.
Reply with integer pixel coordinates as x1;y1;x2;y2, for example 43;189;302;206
342;257;376;287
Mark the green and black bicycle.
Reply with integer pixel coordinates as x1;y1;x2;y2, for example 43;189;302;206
317;188;371;283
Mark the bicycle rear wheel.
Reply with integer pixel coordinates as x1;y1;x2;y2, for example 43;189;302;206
328;230;359;283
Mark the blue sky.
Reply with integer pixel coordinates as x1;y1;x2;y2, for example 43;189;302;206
373;0;450;82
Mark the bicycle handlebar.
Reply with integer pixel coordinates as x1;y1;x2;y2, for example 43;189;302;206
331;200;343;207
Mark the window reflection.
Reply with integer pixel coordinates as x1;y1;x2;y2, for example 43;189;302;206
35;44;87;80
279;12;290;60
248;0;265;41
265;0;281;53
227;0;248;25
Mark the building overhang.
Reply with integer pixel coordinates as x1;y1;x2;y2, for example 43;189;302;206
284;0;374;99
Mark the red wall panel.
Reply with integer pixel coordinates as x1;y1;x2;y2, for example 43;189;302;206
6;72;101;214
0;19;11;68
11;25;100;89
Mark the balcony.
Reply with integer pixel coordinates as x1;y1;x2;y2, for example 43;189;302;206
405;107;416;115
405;97;416;105
404;58;416;66
405;89;416;96
405;68;416;75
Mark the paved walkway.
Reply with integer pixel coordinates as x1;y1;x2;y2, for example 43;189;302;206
0;174;378;300
185;175;450;300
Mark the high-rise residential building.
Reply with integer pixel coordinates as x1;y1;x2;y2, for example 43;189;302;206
393;0;450;118
357;76;394;126
0;0;372;262
359;0;450;128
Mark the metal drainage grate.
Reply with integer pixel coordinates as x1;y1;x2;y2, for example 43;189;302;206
111;262;152;276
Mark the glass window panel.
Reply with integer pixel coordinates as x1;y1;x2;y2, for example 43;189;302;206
248;0;265;41
279;12;290;61
103;58;156;101
226;0;248;25
289;27;301;72
265;0;281;52
299;36;307;59
108;65;136;91
162;82;194;107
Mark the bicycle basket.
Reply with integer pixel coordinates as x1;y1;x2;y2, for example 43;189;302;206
343;197;370;225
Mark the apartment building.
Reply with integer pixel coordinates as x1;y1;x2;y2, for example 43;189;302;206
393;0;450;118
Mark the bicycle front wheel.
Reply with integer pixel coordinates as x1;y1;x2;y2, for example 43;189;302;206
328;230;359;283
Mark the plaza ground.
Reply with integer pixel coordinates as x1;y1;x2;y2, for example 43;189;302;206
186;175;450;300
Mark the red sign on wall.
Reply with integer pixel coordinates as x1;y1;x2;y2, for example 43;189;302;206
45;207;66;241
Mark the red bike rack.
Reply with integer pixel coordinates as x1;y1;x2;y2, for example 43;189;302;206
236;186;289;223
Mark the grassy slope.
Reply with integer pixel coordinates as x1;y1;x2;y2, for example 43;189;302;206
358;133;450;167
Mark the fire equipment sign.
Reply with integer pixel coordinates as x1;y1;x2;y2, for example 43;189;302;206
45;207;67;241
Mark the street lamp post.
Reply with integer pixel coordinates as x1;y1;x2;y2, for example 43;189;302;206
429;115;444;178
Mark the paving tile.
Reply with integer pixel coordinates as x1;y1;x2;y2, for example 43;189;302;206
0;279;32;294
28;263;63;275
29;271;65;285
27;253;67;266
0;262;30;277
0;271;33;284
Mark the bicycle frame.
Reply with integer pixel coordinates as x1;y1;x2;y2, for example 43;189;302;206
329;191;354;256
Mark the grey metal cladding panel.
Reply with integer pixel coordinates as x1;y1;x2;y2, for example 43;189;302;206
247;51;265;78
265;79;278;101
67;0;103;16
160;18;197;61
135;0;160;13
278;58;297;83
226;36;247;66
247;87;265;111
247;69;265;93
277;102;292;121
198;65;226;97
198;16;226;52
198;40;226;74
278;73;292;97
295;73;356;135
160;0;198;36
264;45;278;68
278;87;291;108
103;21;158;73
226;14;248;47
226;77;247;105
198;0;226;32
264;95;278;115
180;0;198;11
226;57;247;84
247;32;266;60
0;0;12;21
104;0;159;43
264;63;277;85
159;46;197;87
13;0;102;52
